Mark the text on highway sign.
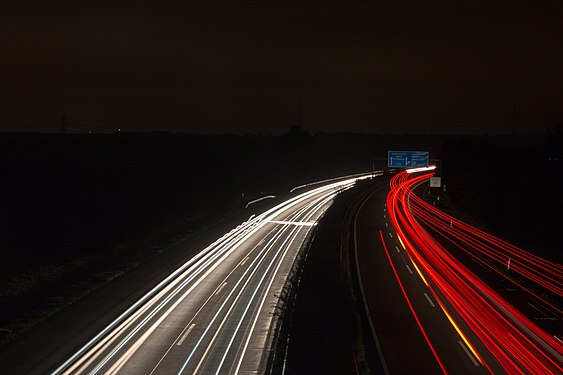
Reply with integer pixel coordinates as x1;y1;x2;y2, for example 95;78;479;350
388;151;429;168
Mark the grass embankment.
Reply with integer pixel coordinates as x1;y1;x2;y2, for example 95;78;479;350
0;132;448;346
0;206;235;346
273;179;378;375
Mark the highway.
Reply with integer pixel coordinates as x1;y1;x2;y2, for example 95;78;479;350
49;173;375;375
353;167;562;374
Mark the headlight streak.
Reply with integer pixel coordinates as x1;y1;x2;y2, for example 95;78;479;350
386;170;563;374
88;217;270;374
53;172;377;375
231;192;340;372
153;205;310;375
289;171;375;192
213;192;339;375
61;215;270;374
56;227;247;374
180;209;305;374
185;191;335;374
65;226;254;374
117;181;356;374
100;221;270;375
147;223;280;375
405;165;437;174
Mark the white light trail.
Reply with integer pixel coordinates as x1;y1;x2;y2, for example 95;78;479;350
52;172;376;375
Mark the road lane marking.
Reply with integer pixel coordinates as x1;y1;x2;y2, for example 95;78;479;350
405;265;413;274
458;340;480;367
385;222;388;227
355;191;391;375
395;246;400;254
240;256;249;266
388;232;393;238
423;293;435;307
149;226;281;375
177;324;196;346
215;282;228;295
103;219;283;375
56;174;373;375
195;197;324;374
184;193;334;374
67;231;251;374
527;302;551;318
234;189;340;375
289;171;376;192
94;218;276;374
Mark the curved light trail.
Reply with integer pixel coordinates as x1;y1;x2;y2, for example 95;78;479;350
384;170;563;374
51;172;378;375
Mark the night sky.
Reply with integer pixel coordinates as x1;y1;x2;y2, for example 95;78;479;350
2;0;562;135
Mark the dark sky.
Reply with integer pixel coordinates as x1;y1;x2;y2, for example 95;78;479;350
2;0;562;134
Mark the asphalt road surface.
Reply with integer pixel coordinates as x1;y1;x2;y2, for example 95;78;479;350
0;172;375;375
352;169;562;374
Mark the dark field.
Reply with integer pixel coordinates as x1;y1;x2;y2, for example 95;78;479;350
0;131;446;344
0;130;560;345
438;130;562;264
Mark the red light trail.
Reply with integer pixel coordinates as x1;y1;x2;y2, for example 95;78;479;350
383;170;563;374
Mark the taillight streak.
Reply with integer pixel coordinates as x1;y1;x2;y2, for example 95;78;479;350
385;170;563;374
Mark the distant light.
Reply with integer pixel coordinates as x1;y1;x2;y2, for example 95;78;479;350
406;165;436;174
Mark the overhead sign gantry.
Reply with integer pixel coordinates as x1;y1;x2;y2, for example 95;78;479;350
387;151;429;168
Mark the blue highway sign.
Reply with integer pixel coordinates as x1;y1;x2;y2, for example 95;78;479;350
388;151;429;168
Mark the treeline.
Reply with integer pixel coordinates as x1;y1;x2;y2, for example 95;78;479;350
437;128;562;262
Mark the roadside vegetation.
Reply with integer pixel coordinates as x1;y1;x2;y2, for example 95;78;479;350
0;131;446;346
4;129;558;347
437;127;562;263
